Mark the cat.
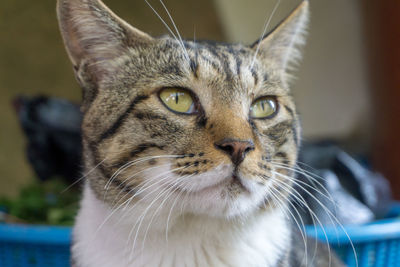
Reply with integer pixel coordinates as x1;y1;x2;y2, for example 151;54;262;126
57;0;344;266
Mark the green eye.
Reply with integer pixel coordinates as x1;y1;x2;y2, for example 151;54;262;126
250;96;278;119
159;88;195;114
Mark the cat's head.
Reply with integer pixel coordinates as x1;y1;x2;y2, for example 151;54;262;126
57;0;308;218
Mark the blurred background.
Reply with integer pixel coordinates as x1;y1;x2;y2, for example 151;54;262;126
0;0;398;200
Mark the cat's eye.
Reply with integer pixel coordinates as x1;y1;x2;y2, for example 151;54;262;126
250;96;278;119
159;87;196;114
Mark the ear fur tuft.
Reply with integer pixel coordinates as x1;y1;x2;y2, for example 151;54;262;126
252;1;309;80
57;0;153;86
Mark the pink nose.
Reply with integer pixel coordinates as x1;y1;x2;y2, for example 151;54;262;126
214;139;255;166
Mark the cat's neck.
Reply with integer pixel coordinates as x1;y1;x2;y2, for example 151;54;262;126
72;183;291;267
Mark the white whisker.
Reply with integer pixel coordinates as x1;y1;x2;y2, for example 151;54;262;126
268;184;309;266
128;175;181;261
61;157;107;193
111;162;172;206
165;174;194;242
124;164;195;259
273;170;358;266
272;176;328;266
104;155;181;199
270;160;336;205
158;0;190;61
251;0;281;68
144;0;178;41
141;175;193;252
93;165;188;241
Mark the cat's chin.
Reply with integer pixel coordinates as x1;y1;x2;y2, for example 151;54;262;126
181;175;270;219
136;163;271;219
193;175;247;195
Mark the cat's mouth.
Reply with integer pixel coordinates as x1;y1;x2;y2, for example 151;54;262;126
193;174;249;195
231;174;246;188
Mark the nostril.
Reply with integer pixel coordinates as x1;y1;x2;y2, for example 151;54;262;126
244;146;254;154
217;143;234;154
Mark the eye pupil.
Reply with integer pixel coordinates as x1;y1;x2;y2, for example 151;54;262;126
175;92;179;104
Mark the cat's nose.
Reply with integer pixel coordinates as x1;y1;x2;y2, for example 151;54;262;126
214;139;255;166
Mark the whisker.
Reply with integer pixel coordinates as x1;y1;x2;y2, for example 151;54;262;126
93;175;171;242
266;184;290;221
104;155;181;199
111;162;172;206
120;165;189;213
165;175;194;242
270;163;335;205
270;173;327;265
129;185;172;262
273;171;336;226
158;0;190;61
141;175;193;252
128;172;190;261
122;164;194;241
144;0;189;61
93;165;188;240
273;176;334;266
179;178;197;222
251;0;281;68
61;157;107;193
273;170;358;266
268;183;309;266
270;160;336;204
144;0;178;41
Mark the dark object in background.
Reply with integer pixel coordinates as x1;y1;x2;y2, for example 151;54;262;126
294;141;393;226
13;96;82;184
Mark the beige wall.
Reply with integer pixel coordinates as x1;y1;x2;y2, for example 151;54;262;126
214;0;370;139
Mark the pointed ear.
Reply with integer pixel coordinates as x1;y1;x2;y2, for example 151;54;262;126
57;0;153;90
251;1;309;74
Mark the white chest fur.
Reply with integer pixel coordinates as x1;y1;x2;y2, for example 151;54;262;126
72;185;290;267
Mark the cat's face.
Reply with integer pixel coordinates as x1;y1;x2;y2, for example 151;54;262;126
58;0;308;218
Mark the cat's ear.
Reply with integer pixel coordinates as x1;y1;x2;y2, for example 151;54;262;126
251;0;309;75
57;0;153;87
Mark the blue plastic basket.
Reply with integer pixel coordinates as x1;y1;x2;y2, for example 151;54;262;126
0;203;399;267
0;225;71;267
306;203;400;267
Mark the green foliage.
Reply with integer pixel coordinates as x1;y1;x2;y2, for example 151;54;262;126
0;179;80;225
